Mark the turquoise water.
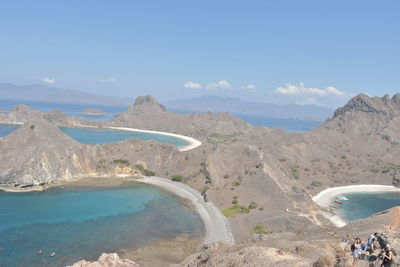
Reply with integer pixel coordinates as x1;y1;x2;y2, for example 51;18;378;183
0;124;19;137
337;192;400;222
0;184;204;267
60;127;189;148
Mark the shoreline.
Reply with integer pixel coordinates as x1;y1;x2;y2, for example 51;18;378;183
74;124;202;152
312;184;400;227
138;176;234;245
106;126;202;152
0;175;235;246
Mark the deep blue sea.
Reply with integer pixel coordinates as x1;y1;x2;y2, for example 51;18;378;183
0;99;323;132
60;127;189;148
0;184;204;267
337;192;400;222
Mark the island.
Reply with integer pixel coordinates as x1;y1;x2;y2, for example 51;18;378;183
81;107;107;116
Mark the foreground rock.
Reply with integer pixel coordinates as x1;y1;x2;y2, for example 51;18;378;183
180;246;312;267
68;253;140;267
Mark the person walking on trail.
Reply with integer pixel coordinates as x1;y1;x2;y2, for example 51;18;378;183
381;244;393;267
352;237;362;267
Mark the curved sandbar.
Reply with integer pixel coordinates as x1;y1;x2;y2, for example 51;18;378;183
105;126;202;152
137;176;234;245
312;184;400;227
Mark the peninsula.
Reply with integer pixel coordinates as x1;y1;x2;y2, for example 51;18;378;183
1;94;400;266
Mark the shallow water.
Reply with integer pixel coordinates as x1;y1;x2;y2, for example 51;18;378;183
0;184;204;267
0;124;19;137
337;192;400;222
60;127;189;148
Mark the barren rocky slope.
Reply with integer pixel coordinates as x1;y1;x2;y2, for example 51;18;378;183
2;93;400;266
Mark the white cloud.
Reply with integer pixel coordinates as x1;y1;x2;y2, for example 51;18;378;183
99;77;117;83
275;82;344;97
42;78;56;85
184;81;202;89
242;84;257;92
205;80;233;91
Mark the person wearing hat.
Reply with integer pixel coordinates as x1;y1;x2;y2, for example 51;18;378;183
381;244;393;267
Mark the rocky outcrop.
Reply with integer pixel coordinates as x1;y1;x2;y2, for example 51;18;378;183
68;253;140;267
333;93;400;118
180;246;311;267
0;104;44;123
111;95;254;138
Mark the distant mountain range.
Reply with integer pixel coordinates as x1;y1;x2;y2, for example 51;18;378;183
0;83;133;106
163;96;334;120
0;84;334;120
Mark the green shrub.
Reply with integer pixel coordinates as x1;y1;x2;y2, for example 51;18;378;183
134;164;155;176
278;157;287;162
311;181;322;187
171;175;183;182
292;186;300;193
232;180;240;187
340;155;347;160
251;224;269;235
248;201;258;209
30;125;35;130
201;186;209;194
113;159;129;166
223;204;250;217
291;168;300;180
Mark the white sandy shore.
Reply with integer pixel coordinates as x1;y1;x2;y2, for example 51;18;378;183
138;176;234;245
75;125;202;152
312;184;400;227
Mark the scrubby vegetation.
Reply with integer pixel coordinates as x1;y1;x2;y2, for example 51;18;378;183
134;164;155;176
223;204;250;217
171;175;183;182
382;163;400;173
311;181;322;187
113;159;129;166
291;168;300;180
248;201;258;209
251;224;269;235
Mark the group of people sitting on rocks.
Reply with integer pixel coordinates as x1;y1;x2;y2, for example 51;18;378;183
343;233;395;266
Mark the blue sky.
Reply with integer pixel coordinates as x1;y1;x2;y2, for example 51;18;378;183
0;0;398;107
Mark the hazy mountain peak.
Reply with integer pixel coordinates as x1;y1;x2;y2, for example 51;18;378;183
0;83;133;106
134;95;164;107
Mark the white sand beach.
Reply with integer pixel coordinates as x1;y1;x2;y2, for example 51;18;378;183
312;184;400;227
138;176;234;245
106;126;202;152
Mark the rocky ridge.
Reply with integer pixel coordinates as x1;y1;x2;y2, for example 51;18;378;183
2;93;400;266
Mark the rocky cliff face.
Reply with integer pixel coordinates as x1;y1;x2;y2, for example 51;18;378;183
334;93;400;118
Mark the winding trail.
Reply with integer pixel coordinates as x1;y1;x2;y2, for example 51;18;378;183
138;176;234;245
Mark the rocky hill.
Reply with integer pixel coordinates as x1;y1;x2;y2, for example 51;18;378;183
2;93;400;266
